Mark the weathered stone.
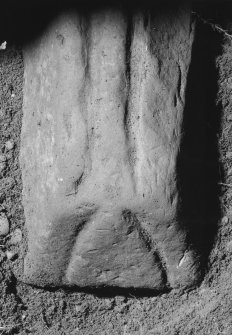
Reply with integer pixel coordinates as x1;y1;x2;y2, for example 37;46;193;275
6;250;17;261
20;5;200;289
0;41;7;50
0;213;9;236
0;154;7;162
0;162;6;174
10;228;22;245
5;140;14;151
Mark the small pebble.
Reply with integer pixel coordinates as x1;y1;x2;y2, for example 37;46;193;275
6;250;16;260
227;167;232;176
75;305;82;313
75;303;88;314
0;41;7;50
226;240;232;252
227;114;232;121
0;162;6;173
5;140;14;151
222;216;229;225
0;213;9;236
0;154;6;162
226;152;232;159
10;228;22;245
71;328;79;335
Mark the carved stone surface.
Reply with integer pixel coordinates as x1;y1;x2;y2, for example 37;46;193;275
20;5;200;289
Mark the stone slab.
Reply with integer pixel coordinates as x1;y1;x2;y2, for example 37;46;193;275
20;5;200;289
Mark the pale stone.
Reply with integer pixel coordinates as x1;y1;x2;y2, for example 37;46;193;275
6;250;17;260
10;228;22;245
0;41;7;50
222;216;229;224
226;240;232;252
0;213;9;236
20;4;200;289
0;154;6;162
0;162;6;174
5;140;14;151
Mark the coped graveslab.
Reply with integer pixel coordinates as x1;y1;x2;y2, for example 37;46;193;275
20;5;200;289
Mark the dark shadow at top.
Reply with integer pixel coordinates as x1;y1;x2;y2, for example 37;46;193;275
1;0;186;46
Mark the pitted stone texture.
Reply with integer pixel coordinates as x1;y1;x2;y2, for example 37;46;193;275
20;6;200;289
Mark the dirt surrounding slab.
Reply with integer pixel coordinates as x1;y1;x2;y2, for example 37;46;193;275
1;4;232;335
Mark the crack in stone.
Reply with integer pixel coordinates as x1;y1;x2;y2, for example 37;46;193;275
123;11;138;195
123;11;133;140
176;62;183;105
79;15;92;178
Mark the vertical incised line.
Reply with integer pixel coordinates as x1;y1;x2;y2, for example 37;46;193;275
79;15;92;176
124;11;133;139
124;11;137;193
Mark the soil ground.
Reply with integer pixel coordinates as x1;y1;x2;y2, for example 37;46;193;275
1;10;232;335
